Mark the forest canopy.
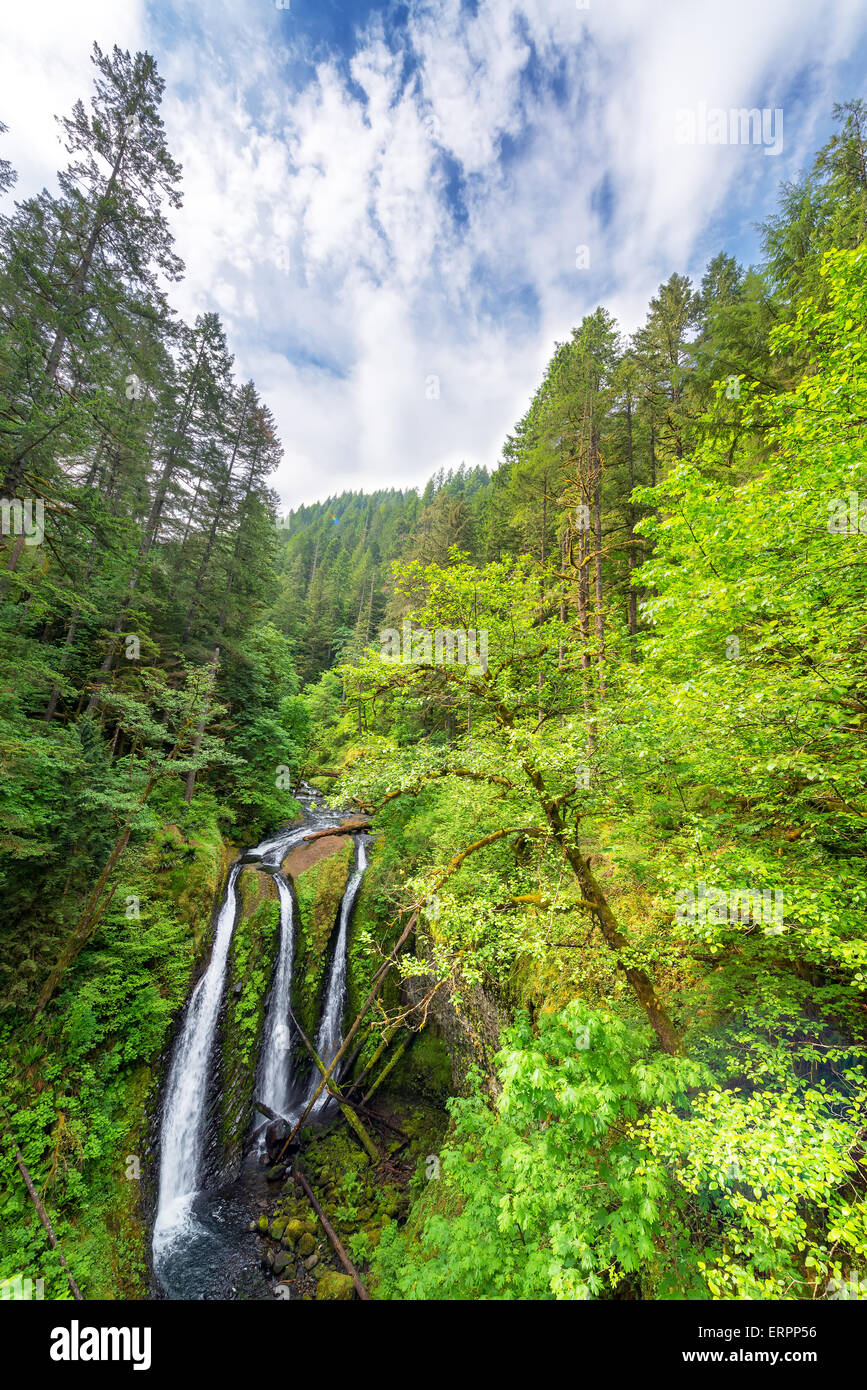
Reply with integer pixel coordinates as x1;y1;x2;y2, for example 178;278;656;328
1;42;867;1306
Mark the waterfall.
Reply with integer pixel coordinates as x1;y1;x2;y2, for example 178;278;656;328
153;863;242;1257
151;804;371;1297
309;837;368;1113
254;875;296;1135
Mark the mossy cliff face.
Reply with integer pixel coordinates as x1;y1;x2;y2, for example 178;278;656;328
145;819;232;955
400;936;510;1100
217;867;280;1177
242;828;458;1301
0;813;230;1302
285;837;353;1043
123;820;231;1295
340;835;482;1100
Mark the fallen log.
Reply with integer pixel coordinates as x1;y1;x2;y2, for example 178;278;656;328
343;1024;400;1099
294;1164;370;1301
340;1027;373;1086
300;820;371;843
274;905;421;1164
2;1120;83;1300
287;1007;381;1164
363;1034;410;1106
324;1090;408;1142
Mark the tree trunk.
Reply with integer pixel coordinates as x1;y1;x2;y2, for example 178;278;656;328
184;646;219;803
2;1124;84;1300
625;392;639;659
85;339;208;713
294;1166;370;1300
182;392;250;640
592;438;606;697
45;137;127;385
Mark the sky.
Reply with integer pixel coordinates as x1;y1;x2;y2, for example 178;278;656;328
1;0;866;512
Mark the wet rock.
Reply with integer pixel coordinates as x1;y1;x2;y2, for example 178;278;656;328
297;1232;315;1257
257;1215;269;1233
269;1218;287;1240
316;1271;354;1301
264;1119;300;1164
273;1251;294;1276
283;1218;306;1244
266;1164;286;1182
304;1253;319;1271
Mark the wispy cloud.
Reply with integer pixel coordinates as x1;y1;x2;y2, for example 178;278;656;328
2;0;866;509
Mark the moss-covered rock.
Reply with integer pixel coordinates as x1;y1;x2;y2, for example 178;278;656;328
218;867;280;1176
290;840;353;1043
316;1271;354;1300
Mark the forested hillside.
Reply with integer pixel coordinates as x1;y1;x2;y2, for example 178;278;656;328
310;99;867;1300
0;46;310;1295
271;462;491;682
1;39;866;1307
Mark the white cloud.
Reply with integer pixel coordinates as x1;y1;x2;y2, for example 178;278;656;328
0;1;145;197
2;0;866;510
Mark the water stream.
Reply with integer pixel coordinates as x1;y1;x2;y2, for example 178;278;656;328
151;790;366;1298
309;838;368;1117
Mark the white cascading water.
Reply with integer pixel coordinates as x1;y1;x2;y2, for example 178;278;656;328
153;862;242;1258
250;801;342;869
309;838;368;1113
151;793;370;1296
255;875;296;1135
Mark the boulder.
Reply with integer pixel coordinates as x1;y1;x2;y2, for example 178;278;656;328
316;1271;354;1301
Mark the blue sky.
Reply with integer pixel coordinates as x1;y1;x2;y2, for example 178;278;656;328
2;0;867;511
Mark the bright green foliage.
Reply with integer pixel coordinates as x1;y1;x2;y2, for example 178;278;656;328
374;1005;706;1300
330;218;867;1299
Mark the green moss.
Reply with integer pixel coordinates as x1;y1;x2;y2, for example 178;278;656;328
0;805;231;1300
219;867;280;1168
344;836;405;1076
384;1030;453;1105
316;1270;354;1300
292;842;353;1041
